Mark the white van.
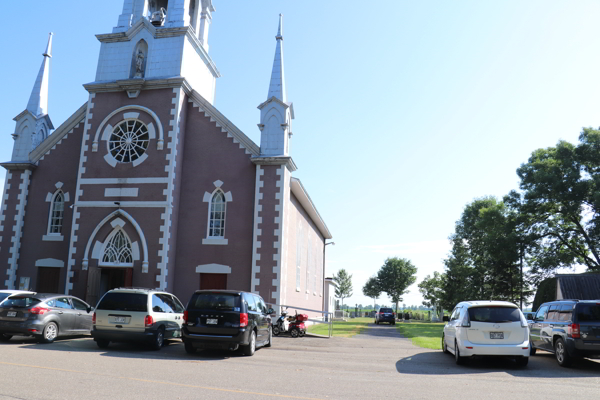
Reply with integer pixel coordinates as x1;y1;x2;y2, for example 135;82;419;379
442;300;530;367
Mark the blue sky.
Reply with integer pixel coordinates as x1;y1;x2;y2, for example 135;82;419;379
0;1;596;308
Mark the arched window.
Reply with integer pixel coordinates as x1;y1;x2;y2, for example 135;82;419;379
101;229;133;266
47;191;64;234
208;191;226;238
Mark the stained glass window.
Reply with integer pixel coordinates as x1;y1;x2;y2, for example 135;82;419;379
102;230;133;265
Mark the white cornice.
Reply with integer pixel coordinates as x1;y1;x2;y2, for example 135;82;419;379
189;90;260;156
251;156;297;172
29;103;87;163
290;177;332;239
83;77;192;94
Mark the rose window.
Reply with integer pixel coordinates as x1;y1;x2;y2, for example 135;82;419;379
109;120;150;163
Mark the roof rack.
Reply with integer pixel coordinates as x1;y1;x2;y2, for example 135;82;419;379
112;287;155;291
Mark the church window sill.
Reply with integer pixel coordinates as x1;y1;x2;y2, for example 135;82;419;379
202;238;228;245
42;234;64;242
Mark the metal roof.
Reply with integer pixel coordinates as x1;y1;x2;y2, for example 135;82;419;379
557;274;600;300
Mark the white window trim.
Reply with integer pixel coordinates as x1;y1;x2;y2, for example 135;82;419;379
98;227;135;268
46;190;65;238
104;118;151;168
202;184;232;245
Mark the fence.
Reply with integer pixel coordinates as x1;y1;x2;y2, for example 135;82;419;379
275;304;333;338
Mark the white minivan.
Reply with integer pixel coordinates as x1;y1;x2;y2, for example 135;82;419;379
442;301;530;367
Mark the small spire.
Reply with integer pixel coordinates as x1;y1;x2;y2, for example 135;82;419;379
27;33;53;117
267;14;286;102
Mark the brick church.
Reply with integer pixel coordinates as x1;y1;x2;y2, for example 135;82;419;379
0;0;332;311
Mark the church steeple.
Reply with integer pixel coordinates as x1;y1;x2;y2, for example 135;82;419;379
27;32;53;118
257;15;294;158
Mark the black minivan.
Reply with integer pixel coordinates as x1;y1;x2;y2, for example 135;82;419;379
530;300;600;366
182;290;273;356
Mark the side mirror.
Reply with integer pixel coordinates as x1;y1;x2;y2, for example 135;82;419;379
268;308;275;315
87;307;92;313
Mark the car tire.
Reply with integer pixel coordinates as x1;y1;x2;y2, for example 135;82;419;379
392;321;396;326
0;334;12;342
96;339;110;349
272;325;280;336
184;341;196;354
442;335;449;354
515;357;529;367
151;327;165;351
265;327;272;348
290;328;299;338
454;341;465;365
554;338;573;367
41;322;58;343
530;346;536;356
242;330;256;356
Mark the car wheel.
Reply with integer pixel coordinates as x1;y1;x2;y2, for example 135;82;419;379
151;327;165;351
454;341;464;365
265;327;273;347
242;330;256;356
96;339;110;349
392;321;396;326
41;322;58;343
515;357;529;367
554;338;573;367
290;328;299;338
184;341;196;354
0;334;12;342
442;335;449;354
530;346;537;356
272;325;280;336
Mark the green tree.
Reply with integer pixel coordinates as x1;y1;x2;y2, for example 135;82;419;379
333;269;353;309
362;276;381;309
418;271;445;319
376;257;417;314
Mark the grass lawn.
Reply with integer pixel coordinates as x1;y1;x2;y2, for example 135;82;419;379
395;322;445;350
306;317;371;338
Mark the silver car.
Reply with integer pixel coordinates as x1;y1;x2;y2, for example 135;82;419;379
0;293;93;343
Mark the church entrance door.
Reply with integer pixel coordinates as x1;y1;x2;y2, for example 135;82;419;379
36;267;60;293
99;268;132;296
200;273;227;290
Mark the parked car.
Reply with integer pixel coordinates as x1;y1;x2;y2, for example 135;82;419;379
0;293;93;342
529;300;600;367
91;288;185;350
374;307;396;325
442;301;530;367
523;312;536;321
0;290;35;306
182;290;273;356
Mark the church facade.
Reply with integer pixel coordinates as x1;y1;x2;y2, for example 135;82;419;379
0;0;332;312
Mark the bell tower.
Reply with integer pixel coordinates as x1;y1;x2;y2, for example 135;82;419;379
94;0;219;103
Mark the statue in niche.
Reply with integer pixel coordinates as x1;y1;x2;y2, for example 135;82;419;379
134;50;145;78
151;7;166;26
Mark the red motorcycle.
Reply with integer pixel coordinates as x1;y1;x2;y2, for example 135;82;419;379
288;312;308;338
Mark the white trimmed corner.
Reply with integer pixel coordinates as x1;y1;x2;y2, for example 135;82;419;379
202;238;228;245
195;264;232;274
42;234;64;242
35;258;64;268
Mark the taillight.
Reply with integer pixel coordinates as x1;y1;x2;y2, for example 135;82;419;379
240;313;248;327
29;307;50;315
183;310;188;323
92;312;96;325
392;313;396;318
569;323;580;339
145;315;154;327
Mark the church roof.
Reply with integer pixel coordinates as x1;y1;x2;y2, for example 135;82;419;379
291;177;332;239
557;273;600;300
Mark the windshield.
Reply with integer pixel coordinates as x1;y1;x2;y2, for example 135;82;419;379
190;293;240;311
0;293;10;303
379;308;394;313
577;304;600;322
468;306;521;323
1;296;42;308
96;293;148;312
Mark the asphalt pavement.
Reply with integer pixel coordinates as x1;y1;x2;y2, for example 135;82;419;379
0;322;598;400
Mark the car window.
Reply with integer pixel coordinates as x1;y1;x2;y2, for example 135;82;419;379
46;299;56;307
450;308;461;321
96;293;148;312
54;297;73;309
246;295;257;312
254;296;266;314
535;305;549;322
2;296;42;308
71;299;89;311
189;293;240;311
576;304;600;322
380;308;393;313
152;294;167;313
547;305;558;321
170;295;185;313
0;293;10;303
558;305;573;322
468;307;520;323
157;294;177;313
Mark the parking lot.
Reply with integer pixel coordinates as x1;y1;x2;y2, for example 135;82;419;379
0;323;598;400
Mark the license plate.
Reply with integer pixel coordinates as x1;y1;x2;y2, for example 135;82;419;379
114;317;126;323
490;332;504;339
7;312;16;317
206;318;218;325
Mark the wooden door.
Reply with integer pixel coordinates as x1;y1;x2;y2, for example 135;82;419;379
200;273;227;290
86;266;101;307
36;267;60;293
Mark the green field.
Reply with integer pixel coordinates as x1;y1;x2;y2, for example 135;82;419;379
395;322;445;349
306;317;371;338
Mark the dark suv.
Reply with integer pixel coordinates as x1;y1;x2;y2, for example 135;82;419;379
375;307;396;325
529;300;600;366
182;290;273;356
